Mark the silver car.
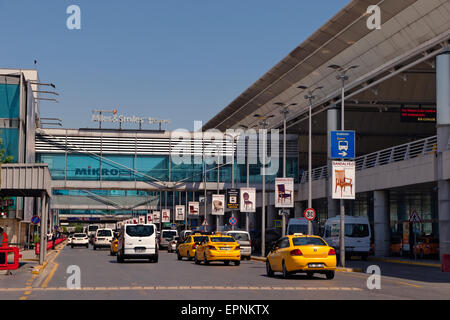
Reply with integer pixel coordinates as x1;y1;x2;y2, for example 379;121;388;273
159;229;178;250
225;231;252;260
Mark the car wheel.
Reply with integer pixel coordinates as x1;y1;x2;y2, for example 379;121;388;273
361;253;368;261
93;245;96;251
194;253;200;265
234;260;240;266
224;261;230;266
266;260;274;277
203;254;209;265
247;256;252;261
71;245;74;249
117;253;124;263
282;261;290;279
86;244;89;248
306;272;314;279
326;271;335;280
177;251;182;261
420;250;424;259
188;251;193;261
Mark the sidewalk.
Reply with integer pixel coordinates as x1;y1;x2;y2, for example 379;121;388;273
367;256;441;268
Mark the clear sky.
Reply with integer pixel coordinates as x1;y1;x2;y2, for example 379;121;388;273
0;0;349;131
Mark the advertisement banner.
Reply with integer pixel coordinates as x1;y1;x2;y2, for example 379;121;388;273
153;211;161;224
175;205;185;221
275;178;295;208
212;194;225;216
162;209;171;223
227;189;240;209
146;213;153;224
188;202;199;216
240;188;256;213
332;161;356;200
139;216;145;224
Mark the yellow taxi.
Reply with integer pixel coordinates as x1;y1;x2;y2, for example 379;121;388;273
194;234;241;266
110;233;120;256
266;234;337;279
176;234;207;261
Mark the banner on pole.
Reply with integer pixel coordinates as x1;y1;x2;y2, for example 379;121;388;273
161;209;171;223
332;161;355;200
212;194;225;216
240;188;256;213
175;205;185;221
153;211;161;224
275;178;294;208
188;202;199;216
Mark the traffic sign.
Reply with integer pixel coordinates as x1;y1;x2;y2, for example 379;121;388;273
202;220;209;226
31;216;40;225
409;210;422;223
229;217;237;226
330;131;355;159
304;208;316;221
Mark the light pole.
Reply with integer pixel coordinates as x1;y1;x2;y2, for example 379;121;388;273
328;64;358;268
254;114;274;257
297;85;323;236
224;133;238;230
274;102;298;237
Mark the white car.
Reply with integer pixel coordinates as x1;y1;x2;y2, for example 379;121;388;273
117;224;158;263
225;230;252;260
93;228;114;250
71;233;89;248
67;234;74;245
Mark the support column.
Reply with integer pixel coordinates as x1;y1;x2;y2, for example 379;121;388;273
437;50;450;261
267;205;276;229
294;201;304;218
327;106;340;218
374;191;390;257
39;192;46;265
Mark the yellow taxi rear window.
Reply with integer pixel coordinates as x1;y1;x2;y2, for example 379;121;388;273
210;237;235;243
292;237;326;246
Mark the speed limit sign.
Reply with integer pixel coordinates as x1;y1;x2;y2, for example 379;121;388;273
304;208;316;221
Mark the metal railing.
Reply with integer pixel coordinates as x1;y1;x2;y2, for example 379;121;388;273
300;135;439;184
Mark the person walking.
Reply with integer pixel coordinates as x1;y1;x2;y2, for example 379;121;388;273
0;227;8;265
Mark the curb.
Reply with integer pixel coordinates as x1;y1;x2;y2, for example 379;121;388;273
31;243;66;275
368;257;441;268
251;256;267;262
336;267;363;273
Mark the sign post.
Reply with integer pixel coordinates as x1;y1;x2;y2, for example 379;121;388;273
304;208;316;222
409;210;422;261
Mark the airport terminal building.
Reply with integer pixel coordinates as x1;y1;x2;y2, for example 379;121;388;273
0;0;449;260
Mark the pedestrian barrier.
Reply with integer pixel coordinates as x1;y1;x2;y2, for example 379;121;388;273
0;247;22;271
442;254;450;273
35;238;66;256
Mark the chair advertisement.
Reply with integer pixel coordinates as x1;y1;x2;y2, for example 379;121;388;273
275;178;294;208
212;194;225;215
162;209;171;223
240;188;256;213
153;211;161;224
188;202;199;216
332;161;355;200
175;205;185;221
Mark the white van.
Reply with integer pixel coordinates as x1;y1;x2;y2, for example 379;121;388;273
286;218;319;235
87;224;99;243
323;216;371;260
117;224;158;263
93;228;114;250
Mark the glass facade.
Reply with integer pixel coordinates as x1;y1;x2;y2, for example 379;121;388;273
0;83;20;119
36;152;298;185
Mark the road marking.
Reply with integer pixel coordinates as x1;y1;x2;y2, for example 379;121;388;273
344;270;423;288
1;286;363;294
42;262;59;288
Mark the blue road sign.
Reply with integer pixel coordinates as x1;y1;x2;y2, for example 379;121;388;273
229;217;237;226
330;131;355;159
31;216;40;225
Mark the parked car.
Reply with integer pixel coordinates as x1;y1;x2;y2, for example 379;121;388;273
71;233;89;248
93;229;114;250
117;224;158;263
225;230;252;260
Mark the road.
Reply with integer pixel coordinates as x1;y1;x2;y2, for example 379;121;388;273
1;244;449;300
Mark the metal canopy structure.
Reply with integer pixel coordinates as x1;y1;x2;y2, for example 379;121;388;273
202;0;450;167
0;164;52;198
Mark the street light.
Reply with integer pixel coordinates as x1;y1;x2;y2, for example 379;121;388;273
224;132;240;231
274;102;298;237
328;64;358;268
254;114;274;257
239;124;258;233
297;85;323;236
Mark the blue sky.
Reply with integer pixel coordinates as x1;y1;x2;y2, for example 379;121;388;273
0;0;349;130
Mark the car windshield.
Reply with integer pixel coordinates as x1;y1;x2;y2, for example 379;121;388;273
97;230;112;237
210;237;235;243
227;233;249;241
345;224;369;237
126;225;154;237
292;237;327;246
287;224;308;235
193;236;207;243
162;230;177;239
74;234;86;238
88;226;98;232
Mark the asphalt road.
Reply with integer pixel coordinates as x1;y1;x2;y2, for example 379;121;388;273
1;244;449;300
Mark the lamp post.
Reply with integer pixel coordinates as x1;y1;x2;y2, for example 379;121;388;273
274;102;297;237
328;64;358;268
224;133;238;230
254;114;274;257
297;85;323;236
